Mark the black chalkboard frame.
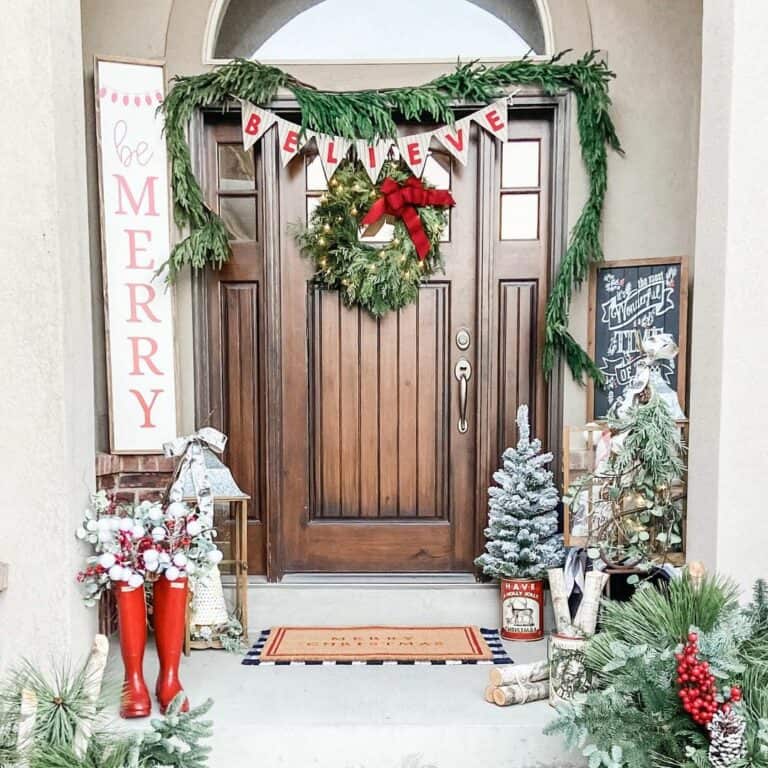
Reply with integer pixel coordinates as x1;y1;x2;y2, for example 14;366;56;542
587;255;689;421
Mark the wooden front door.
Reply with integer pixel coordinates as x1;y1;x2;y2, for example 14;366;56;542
197;108;555;577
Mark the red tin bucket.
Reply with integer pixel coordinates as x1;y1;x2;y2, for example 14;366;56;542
500;577;544;641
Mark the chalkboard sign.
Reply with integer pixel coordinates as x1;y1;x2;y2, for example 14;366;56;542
587;256;688;420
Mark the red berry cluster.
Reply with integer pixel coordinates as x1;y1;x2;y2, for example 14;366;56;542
676;632;741;726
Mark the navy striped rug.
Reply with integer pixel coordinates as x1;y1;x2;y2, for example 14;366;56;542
242;627;513;666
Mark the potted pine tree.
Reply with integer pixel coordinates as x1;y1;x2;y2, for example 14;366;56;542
475;405;564;640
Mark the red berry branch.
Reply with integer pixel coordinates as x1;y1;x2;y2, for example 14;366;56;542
675;632;741;727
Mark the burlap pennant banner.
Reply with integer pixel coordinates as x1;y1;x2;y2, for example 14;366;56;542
244;98;514;173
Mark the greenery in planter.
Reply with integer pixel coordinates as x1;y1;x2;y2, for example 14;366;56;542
0;655;213;768
545;572;768;768
475;404;565;579
564;393;686;573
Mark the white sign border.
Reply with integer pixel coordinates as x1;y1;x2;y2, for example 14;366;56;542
94;55;180;454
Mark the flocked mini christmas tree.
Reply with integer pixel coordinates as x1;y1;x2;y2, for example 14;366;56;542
475;404;565;579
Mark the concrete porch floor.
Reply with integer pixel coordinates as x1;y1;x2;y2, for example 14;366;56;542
110;636;582;768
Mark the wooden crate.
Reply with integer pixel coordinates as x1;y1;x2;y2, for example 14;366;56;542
562;421;688;565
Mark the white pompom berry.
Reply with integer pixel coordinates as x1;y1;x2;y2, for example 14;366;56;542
167;502;187;518
118;518;134;532
149;506;164;522
173;553;188;567
186;520;202;536
151;526;166;541
97;517;112;530
128;573;144;589
165;566;180;581
159;552;171;564
108;565;124;581
98;553;117;569
207;549;223;565
86;520;99;532
132;523;146;538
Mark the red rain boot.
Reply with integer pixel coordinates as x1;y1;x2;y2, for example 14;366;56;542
114;584;151;718
153;576;190;713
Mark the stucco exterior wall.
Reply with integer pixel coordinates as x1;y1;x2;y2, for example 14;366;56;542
0;0;96;669
687;0;768;594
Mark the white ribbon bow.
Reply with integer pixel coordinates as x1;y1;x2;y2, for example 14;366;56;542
163;427;228;515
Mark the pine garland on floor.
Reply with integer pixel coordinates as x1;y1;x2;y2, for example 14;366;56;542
0;658;213;768
161;51;622;383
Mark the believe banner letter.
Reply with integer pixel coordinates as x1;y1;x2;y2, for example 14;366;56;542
241;101;277;151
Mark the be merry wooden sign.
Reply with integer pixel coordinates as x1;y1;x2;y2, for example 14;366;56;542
95;58;177;452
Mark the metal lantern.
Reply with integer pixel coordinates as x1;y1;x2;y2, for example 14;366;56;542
181;448;250;651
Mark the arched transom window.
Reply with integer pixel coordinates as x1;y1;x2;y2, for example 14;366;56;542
213;0;548;61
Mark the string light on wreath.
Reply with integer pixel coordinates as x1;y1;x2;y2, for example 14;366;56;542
296;160;454;316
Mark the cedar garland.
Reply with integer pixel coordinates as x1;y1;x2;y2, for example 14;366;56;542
161;51;622;382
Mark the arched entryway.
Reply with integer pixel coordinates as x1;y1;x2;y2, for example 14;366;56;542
190;0;567;579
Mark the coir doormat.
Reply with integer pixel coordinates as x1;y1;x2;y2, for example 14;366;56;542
242;626;513;666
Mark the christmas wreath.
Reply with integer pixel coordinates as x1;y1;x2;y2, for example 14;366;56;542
296;160;454;316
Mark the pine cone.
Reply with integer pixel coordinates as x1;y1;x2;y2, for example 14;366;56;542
708;708;747;768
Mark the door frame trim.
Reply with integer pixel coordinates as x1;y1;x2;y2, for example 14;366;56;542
192;91;569;582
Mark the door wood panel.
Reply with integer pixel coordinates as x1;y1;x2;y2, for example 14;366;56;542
308;284;449;520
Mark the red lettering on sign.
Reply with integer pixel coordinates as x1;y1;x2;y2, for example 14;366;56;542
406;141;422;167
282;130;299;153
128;336;163;375
125;228;154;269
443;128;464;152
244;112;261;136
113;174;159;216
483;108;504;133
126;283;160;323
129;388;163;428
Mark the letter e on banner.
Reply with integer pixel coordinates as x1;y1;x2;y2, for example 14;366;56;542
95;58;177;451
397;132;433;177
277;118;307;167
474;98;509;142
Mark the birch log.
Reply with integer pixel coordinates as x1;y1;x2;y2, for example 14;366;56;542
492;680;550;706
573;571;609;636
548;568;575;634
17;688;37;750
72;634;110;759
484;685;496;703
489;659;548;687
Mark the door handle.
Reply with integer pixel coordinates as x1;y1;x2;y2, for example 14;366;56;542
454;358;472;434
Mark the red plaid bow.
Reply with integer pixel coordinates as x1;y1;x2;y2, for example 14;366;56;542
361;176;455;260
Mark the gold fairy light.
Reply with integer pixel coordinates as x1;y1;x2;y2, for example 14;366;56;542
350;207;358;216
323;223;332;233
318;236;326;246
